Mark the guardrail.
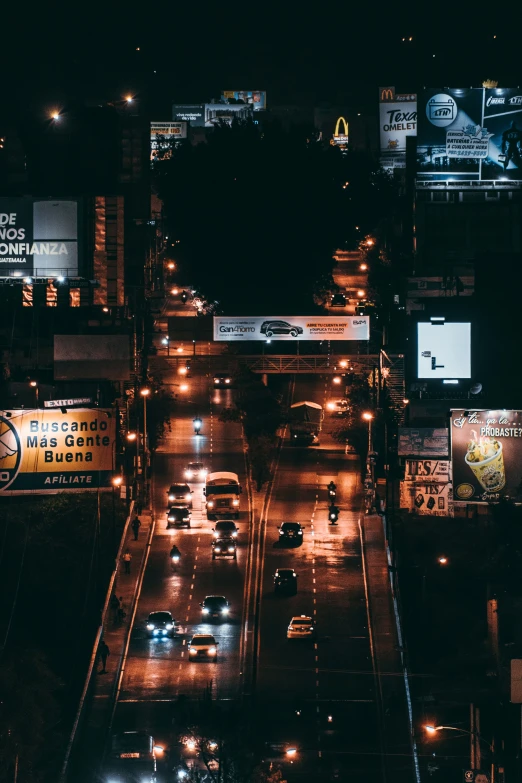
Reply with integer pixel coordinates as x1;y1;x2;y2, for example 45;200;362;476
157;353;404;374
59;501;135;783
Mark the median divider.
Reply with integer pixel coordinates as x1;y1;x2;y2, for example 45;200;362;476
60;501;155;783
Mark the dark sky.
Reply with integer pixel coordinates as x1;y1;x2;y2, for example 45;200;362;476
4;2;521;116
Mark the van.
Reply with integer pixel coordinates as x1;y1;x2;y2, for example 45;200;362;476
204;471;241;519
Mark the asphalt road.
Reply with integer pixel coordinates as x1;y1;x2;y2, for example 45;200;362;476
113;370;247;760
254;376;412;782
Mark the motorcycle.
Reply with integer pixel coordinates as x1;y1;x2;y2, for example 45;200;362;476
329;505;339;525
193;417;202;435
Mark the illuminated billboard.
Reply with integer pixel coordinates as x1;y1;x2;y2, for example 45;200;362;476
451;409;522;503
213;316;370;341
417;87;522;181
172;103;254;127
221;91;267;111
0;408;116;495
151;122;187;160
379;86;417;168
0;198;80;278
417;321;471;379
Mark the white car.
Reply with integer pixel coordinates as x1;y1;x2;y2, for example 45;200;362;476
184;462;208;481
188;634;219;661
287;615;315;640
326;399;349;416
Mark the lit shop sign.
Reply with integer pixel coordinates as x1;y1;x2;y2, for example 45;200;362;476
0;408;115;495
213;316;370;341
378;86;417;158
451;409;522;503
331;117;349;148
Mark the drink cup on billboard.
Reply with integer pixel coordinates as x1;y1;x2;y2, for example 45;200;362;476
465;437;505;493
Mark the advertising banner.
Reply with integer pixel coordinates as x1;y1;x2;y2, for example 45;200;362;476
151;122;187;160
203;103;253;126
417;87;522;182
404;459;450;481
0;198;79;278
379;86;417;160
222;90;266;111
0;408;116;495
400;480;453;516
172;104;205;126
417;321;471;379
213;316;370;341
398;427;449;457
451;409;522;503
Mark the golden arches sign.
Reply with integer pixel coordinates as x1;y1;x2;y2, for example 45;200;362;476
334;116;349;137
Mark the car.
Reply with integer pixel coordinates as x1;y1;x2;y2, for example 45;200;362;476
184;462;208;481
212;520;239;539
166;505;191;528
188;633;219;661
259;320;304;338
212;538;237;559
167;482;193;507
274;568;298;594
278;522;303;543
330;293;347;307
326;399;349;416
200;595;230;619
287;615;315;640
146;610;175;638
214;375;234;388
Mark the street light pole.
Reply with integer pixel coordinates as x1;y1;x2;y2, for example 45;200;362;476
140;388;150;508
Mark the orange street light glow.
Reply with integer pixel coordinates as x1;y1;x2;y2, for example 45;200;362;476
286;748;297;757
357;290;365;298
438;556;448;565
362;412;373;421
360;264;368;271
126;432;137;441
180;383;189;392
333;376;342;385
339;360;348;368
140;388;151;397
112;476;123;486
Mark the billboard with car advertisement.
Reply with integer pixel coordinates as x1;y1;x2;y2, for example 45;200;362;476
0;408;116;495
417;87;522;181
451;409;522;503
222;90;266;111
150;122;187;160
213;316;370;341
379;86;417;168
0;198;80;278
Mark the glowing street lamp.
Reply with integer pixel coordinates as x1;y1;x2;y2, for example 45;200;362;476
50;111;61;121
285;748;297;758
362;412;373;452
140;389;150;505
437;556;449;565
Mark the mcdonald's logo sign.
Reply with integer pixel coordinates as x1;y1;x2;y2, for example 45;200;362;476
334;116;349;138
380;87;395;102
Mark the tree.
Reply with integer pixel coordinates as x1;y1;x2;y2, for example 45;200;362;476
154;122;396;314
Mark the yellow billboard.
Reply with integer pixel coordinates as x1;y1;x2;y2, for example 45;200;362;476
0;408;116;495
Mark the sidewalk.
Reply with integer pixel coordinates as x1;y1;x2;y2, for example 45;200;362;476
363;514;418;781
69;509;153;783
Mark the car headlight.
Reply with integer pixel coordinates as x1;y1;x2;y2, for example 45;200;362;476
168;515;174;521
214;547;221;552
327;403;335;410
298;531;303;535
225;378;230;384
208;647;217;655
232;499;239;506
221;608;229;614
202;608;210;614
166;623;174;630
199;470;207;479
185;493;191;501
183;516;189;521
207;501;214;508
214;378;220;384
228;546;235;553
185;471;193;479
232;531;238;537
147;623;155;630
189;647;197;655
168;495;174;501
213;531;219;538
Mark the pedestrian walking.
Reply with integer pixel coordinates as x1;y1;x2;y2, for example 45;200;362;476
122;550;132;574
132;516;141;541
99;640;110;674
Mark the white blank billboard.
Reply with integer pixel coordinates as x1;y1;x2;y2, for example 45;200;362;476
417;322;471;379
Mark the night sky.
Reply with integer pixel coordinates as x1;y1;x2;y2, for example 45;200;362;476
3;3;521;116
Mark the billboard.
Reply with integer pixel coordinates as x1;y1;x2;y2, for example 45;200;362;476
0;408;116;495
417;321;471;379
54;335;131;380
173;104;205;125
451;409;522;503
404;459;450;481
172;103;254;127
222;91;266;111
213;316;370;341
398;427;449;457
0;198;79;278
379;86;417;164
400;479;453;516
417;87;522;181
151;122;187;160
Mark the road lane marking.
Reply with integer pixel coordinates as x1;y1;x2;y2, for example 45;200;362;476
182;639;186;645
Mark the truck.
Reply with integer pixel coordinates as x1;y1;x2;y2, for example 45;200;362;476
289;401;323;446
204;471;242;519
